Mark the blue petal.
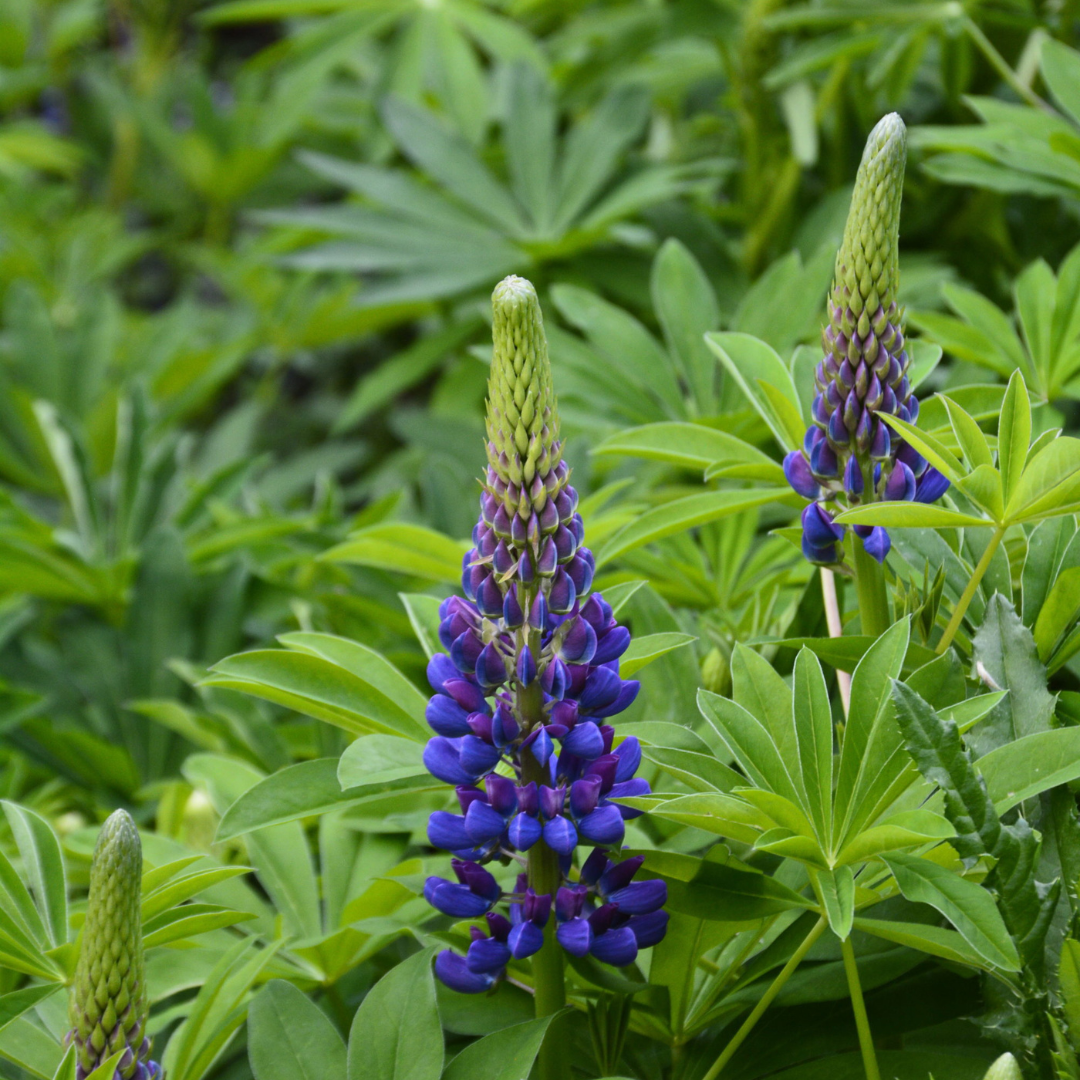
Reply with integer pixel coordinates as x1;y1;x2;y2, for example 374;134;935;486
607;879;667;915
507;812;542;851
466;937;511;974
577;804;625;846
423;738;474;785
628;910;670;948
427;811;471;851
555;917;593;957
425;696;472;738
435;950;495;993
507;921;545;959
424;878;495;918
542;816;578;855
590;926;638;968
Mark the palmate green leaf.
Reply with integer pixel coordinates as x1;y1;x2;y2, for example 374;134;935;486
184;754;321;940
852;917;992;971
652;238;719;413
550;284;683;415
792;649;833;839
641;746;742;792
1033;564;1080;662
593;422;779;477
441;1017;552;1080
698;689;803;806
834;810;956;866
817;866;854;940
347;948;442;1080
142;866;252;921
881;853;1021;972
321;523;468;583
976;727;1080;813
705;332;806;451
730;643;800;773
833;620;910;848
1;802;66;949
1005;436;1080;522
998;371;1031;505
835;503;989;529
596;489;784;566
630;791;774;845
217;760;365;840
632;849;815;921
142;903;257;949
1022;516;1079;624
203;639;428;741
620;632;696;677
249;980;347;1080
164;936;282;1080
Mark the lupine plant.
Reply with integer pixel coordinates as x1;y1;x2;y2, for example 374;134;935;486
420;277;667;1059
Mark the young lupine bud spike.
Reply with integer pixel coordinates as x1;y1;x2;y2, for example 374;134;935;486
486;277;561;509
982;1054;1023;1080
70;810;155;1080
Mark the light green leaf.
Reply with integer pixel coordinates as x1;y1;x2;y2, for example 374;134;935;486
977;727;1080;813
597;489;783;565
398;593;443;660
791;648;832;838
1033;565;1080;662
704;332;805;450
347;948;442;1080
593;422;776;475
1;802;66;949
817;866;854;940
852;917;992;970
881;852;1021;971
321;523;468;583
620;632;696;677
1006;436;1080;522
834;503;989;529
249;979;347;1080
997;370;1031;506
441;1017;553;1080
203;648;427;740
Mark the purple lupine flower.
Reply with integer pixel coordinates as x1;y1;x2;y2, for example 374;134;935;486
421;277;665;994
785;115;950;567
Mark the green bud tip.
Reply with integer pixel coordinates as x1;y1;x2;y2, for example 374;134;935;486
70;809;151;1080
485;275;564;517
982;1054;1023;1080
831;112;906;327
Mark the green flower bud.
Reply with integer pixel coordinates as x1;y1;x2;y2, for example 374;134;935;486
485;276;565;525
982;1053;1023;1080
69;810;152;1080
832;112;906;323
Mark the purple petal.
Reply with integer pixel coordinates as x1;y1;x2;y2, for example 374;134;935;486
435;950;495;993
607;879;667;915
555;917;593;957
577;803;626;846
590;925;638;968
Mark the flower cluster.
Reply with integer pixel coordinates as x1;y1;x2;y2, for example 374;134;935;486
783;113;949;566
68;810;160;1080
424;276;667;993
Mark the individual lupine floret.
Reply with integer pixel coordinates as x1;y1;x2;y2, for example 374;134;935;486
68;810;160;1080
783;113;950;565
424;276;665;993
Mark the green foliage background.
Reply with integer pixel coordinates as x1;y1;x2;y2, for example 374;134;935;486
4;0;1080;1077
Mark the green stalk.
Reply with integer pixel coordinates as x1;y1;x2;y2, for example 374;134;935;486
700;916;828;1080
851;536;891;638
519;625;567;1080
960;14;1051;113
936;526;1005;654
841;937;881;1080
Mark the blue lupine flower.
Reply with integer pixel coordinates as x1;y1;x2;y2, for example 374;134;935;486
421;276;665;994
784;115;951;566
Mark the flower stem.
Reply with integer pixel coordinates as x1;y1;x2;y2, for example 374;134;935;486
851;538;891;639
700;916;828;1080
936;526;1005;655
519;633;567;1080
821;568;851;716
841;937;881;1080
960;14;1052;112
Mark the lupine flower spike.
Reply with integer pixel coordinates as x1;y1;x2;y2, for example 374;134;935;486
69;810;160;1080
784;113;950;566
424;275;667;992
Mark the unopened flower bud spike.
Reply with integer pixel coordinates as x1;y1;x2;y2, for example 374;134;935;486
68;810;160;1080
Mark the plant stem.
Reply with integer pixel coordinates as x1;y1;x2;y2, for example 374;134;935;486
841;937;881;1080
700;916;828;1080
936;526;1005;655
821;568;851;716
961;15;1052;112
518;621;567;1080
851;538;891;639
